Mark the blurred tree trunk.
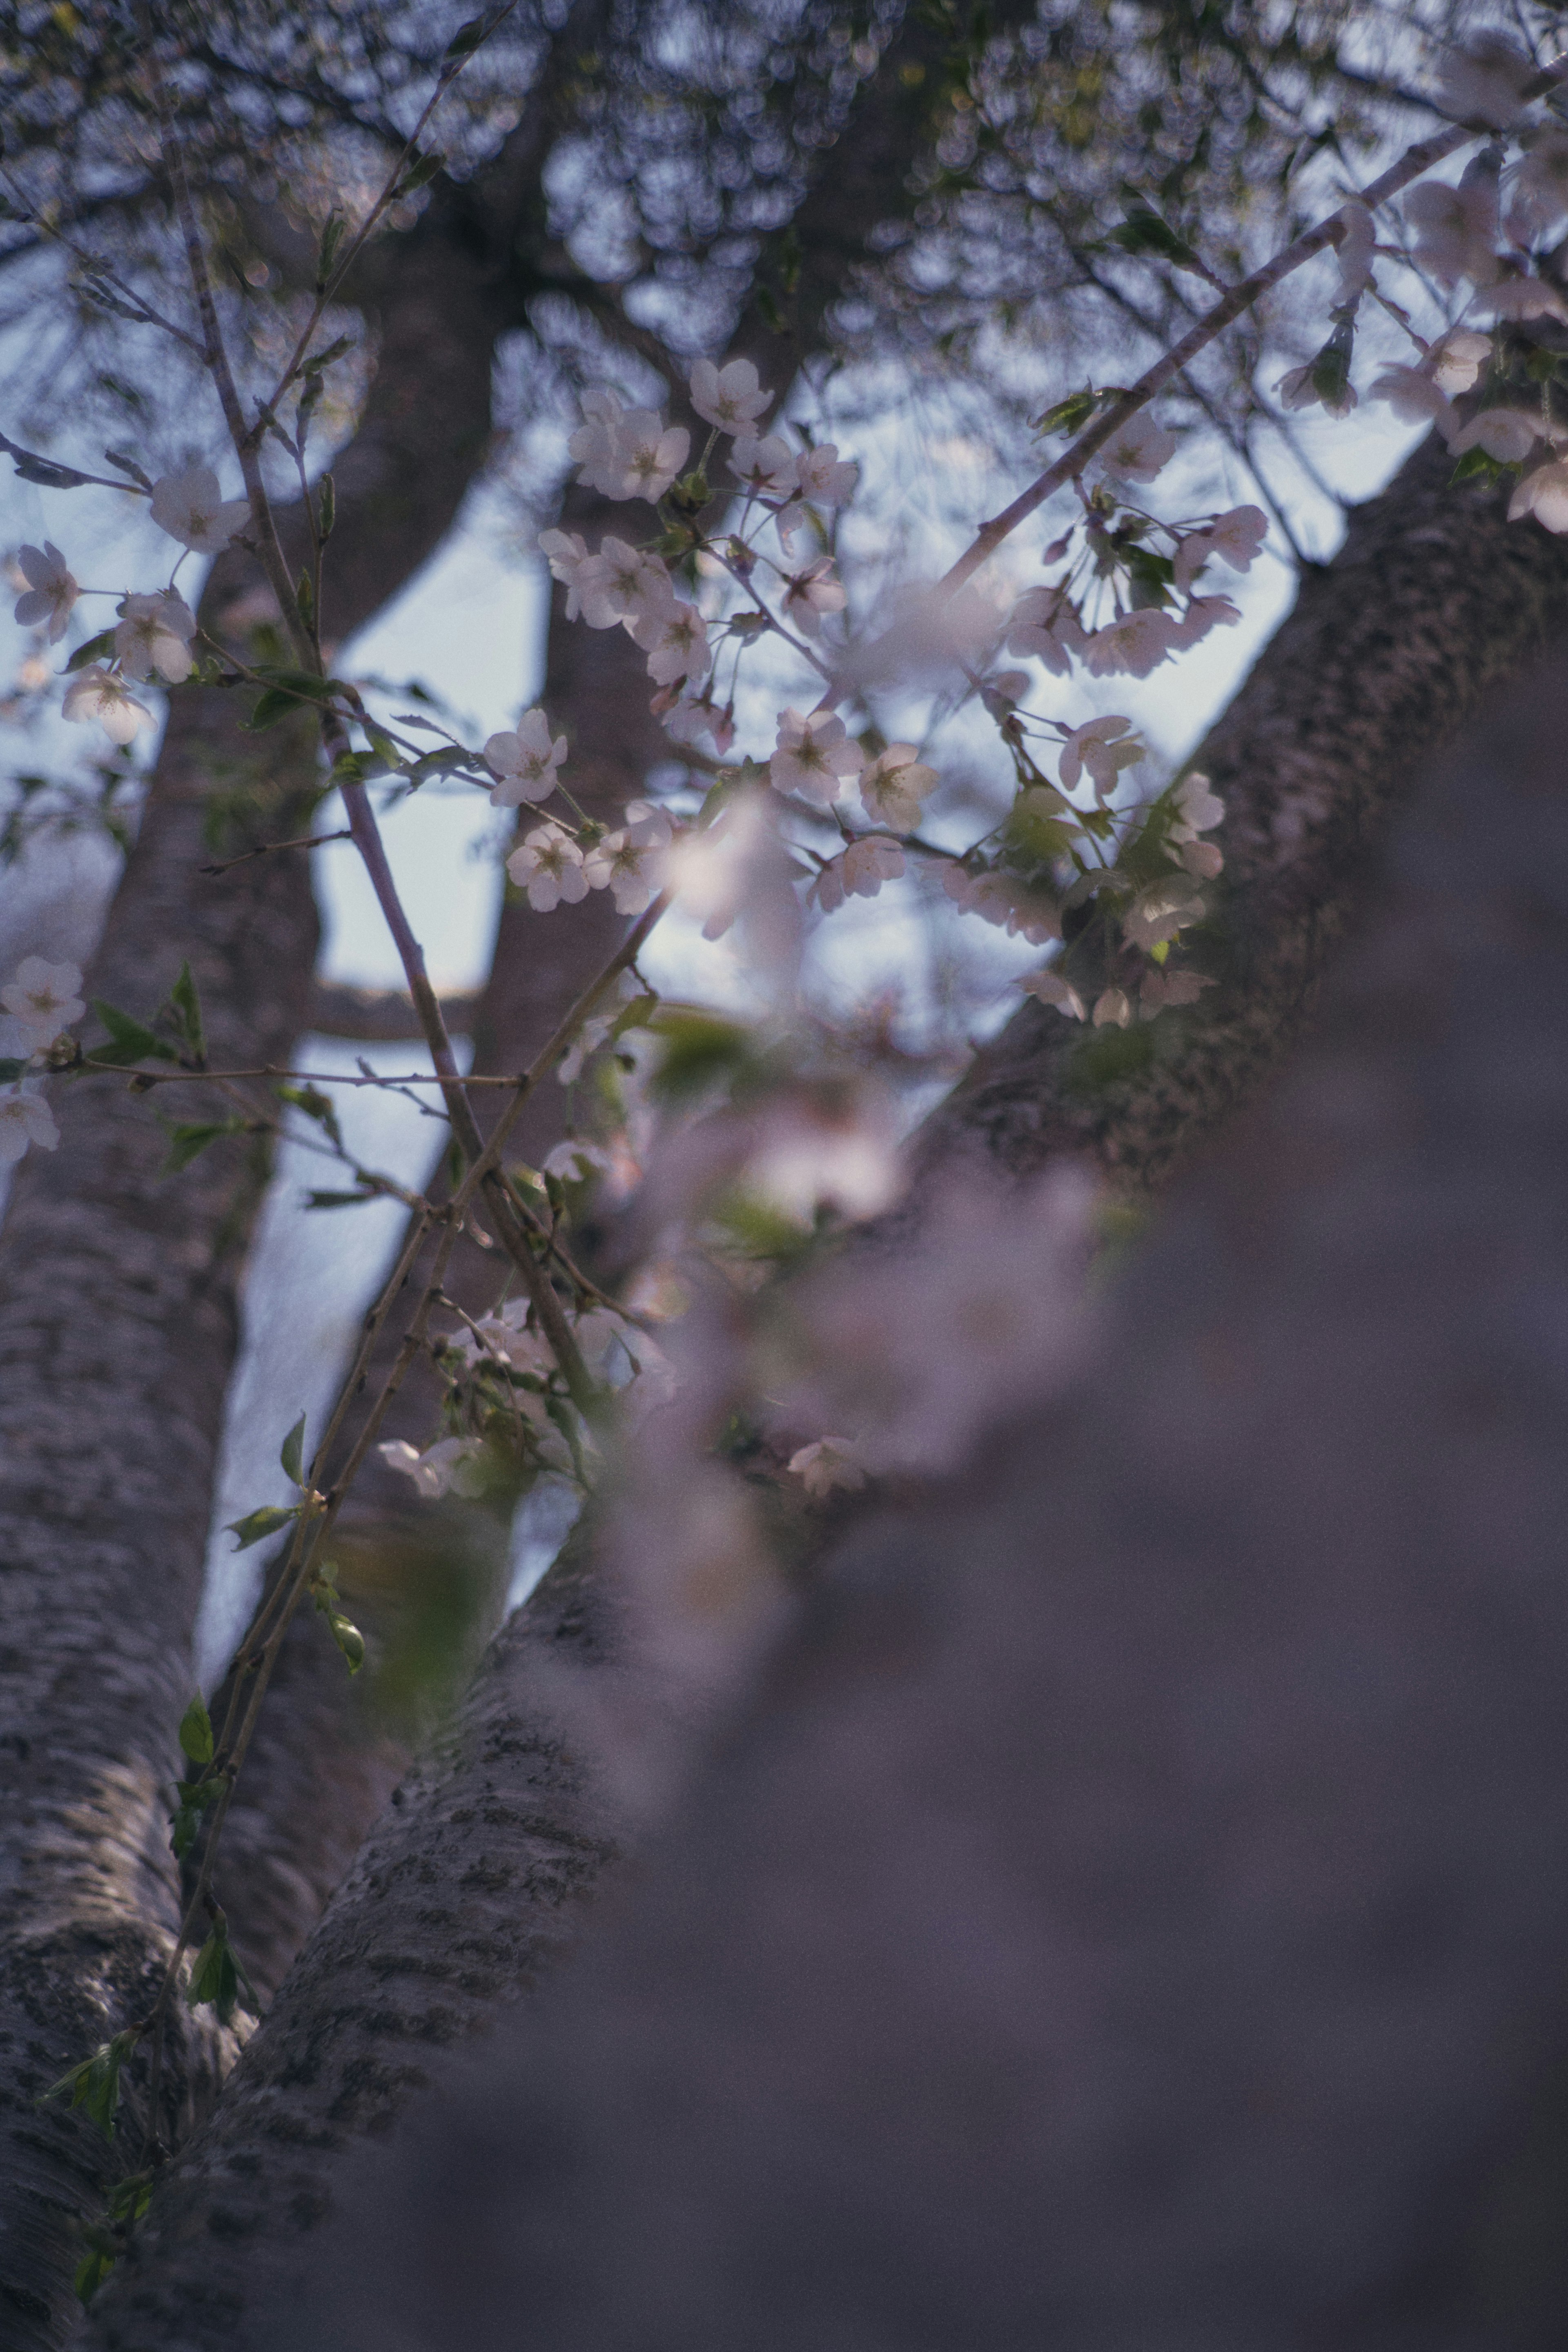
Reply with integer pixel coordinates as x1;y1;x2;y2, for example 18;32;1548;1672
80;429;1568;2350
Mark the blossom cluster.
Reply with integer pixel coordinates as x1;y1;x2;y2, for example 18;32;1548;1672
0;954;82;1165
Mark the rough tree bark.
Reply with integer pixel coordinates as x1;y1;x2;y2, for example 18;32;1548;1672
272;651;1568;2351
80;429;1568;2347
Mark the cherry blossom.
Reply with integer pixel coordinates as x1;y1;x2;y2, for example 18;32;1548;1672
149;465;251;553
1142;966;1213;1014
613;409;691;502
0;1082;58;1164
1276;361;1357;419
1;956;84;1049
1007;587;1086;677
376;1436;485;1499
689;357;772;433
13;541;78;641
1510;134;1568;239
1172;504;1267;592
1093;411;1176;485
1168;592;1242;650
1334;200;1376;303
795;444;859;505
567;388;629;496
730;434;800;500
860;742;937;833
814;835;904;912
1058;715;1143;797
1404;176;1499;287
1081;607;1178;678
1020;968;1087;1020
942;865;1059;943
1479;278;1568;325
507;822;589;910
1437;32;1535;130
1448;409;1539;463
1509;459;1568;533
786;1437;866;1498
441;1296;555;1375
632;598;711;686
483;709;568;807
1092;986;1132;1028
61;664;152;743
768;706;864;803
537;528;595;619
781;557;846;637
661;693;734;754
1369;364;1459;441
744;1090;901;1226
1165;772;1225;878
581;539;673;633
114;590;196;684
1123;874;1205;951
1429;330;1492;395
584;823;667;914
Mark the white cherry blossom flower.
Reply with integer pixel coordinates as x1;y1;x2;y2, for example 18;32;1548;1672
860;742;937;833
1;956;84;1049
942;864;1058;943
1168;592;1242;650
1092;987;1133;1028
1082;607;1178;678
769;706;864;803
1165;771;1225;878
1124;874;1206;951
1437;32;1535;129
1276;362;1358;419
787;1437;866;1498
1007;586;1086;676
1020;967;1087;1020
1509;459;1568;533
507;822;589;910
13;542;78;641
1333;200;1376;304
1429;330;1492;396
662;693;734;754
1142;966;1213;1015
584;824;668;914
61;664;152;743
149;465;251;553
795;443;858;504
689;357;772;433
1404;176;1499;287
442;1295;555;1375
613;410;691;503
537;528;595;619
632;597;711;686
814;835;904;912
1093;410;1176;485
484;709;568;807
114;590;196;684
377;1436;485;1499
1478;277;1568;324
0;1082;58;1164
1449;409;1539;463
1058;715;1143;798
567;388;628;496
781;557;846;637
1174;506;1267;589
581;538;673;633
1511;135;1568;240
730;433;800;500
1369;364;1459;443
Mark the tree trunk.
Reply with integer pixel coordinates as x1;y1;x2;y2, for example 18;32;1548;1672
78;428;1568;2346
269;653;1568;2352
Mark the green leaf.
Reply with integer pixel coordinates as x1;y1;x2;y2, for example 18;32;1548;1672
329;750;372;784
315;208;345;291
276;1081;343;1149
303;1187;375;1210
169;1773;222;1858
1032;385;1101;437
1450;445;1507;486
0;1057;27;1083
247;686;314;731
185;1925;257;2025
63;630;117;673
1107;206;1202;269
159;1118;245;1176
88;1000;179;1069
42;2031;136;2142
363;724;405;774
443;12;490;58
224;1503;299;1552
280;1412;307;1488
647;1009;754;1102
167;960;206;1060
325;1610;365;1673
178;1694;214;1765
395;149;445;196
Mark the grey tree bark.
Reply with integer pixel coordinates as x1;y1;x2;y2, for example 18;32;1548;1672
271;645;1568;2352
78;428;1568;2345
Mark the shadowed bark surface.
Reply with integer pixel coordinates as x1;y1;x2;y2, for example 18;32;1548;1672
268;654;1568;2350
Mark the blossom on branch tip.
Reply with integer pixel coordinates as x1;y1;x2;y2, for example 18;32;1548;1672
61;664;152;743
0;1082;58;1164
689;357;772;433
484;710;568;806
584;822;668;914
537;528;594;619
1169;592;1242;649
787;1437;866;1498
583;539;673;633
614;410;691;503
114;590;196;684
1093;410;1176;485
1007;586;1085;676
795;443;858;505
781;557;846;637
567;388;628;496
1448;409;1539;463
1141;965;1213;1015
1403;177;1499;287
1369;364;1459;443
632;598;711;686
13;542;78;640
1477;277;1568;325
814;835;905;912
1082;607;1178;678
1092;987;1132;1028
942;864;1059;943
1058;715;1142;798
1019;967;1086;1020
1276;361;1357;420
507;822;589;910
1;956;84;1049
1437;32;1536;129
1429;330;1492;396
730;434;800;501
1165;771;1225;878
1509;459;1568;533
661;693;734;754
1333;200;1377;304
377;1437;485;1499
149;466;251;553
1173;506;1267;590
769;706;864;803
860;742;937;833
1123;874;1206;951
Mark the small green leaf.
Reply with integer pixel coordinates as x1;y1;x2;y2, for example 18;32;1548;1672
63;630;117;674
1032;385;1101;437
1107;206;1202;269
280;1412;307;1488
42;2030;136;2143
303;1187;375;1210
329;750;372;785
88;1000;179;1069
394;148;445;196
167;960;206;1060
326;1610;365;1673
247;686;311;731
224;1503;299;1552
276;1081;343;1149
315;208;345;291
443;12;490;59
159;1118;245;1176
1450;444;1507;486
363;724;404;774
0;1057;28;1083
169;1774;222;1859
178;1694;214;1766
